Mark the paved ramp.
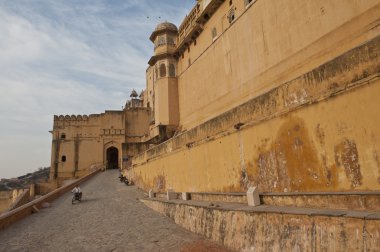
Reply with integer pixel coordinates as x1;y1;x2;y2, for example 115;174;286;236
0;170;229;252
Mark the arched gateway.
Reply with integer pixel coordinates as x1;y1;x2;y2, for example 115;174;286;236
106;147;119;169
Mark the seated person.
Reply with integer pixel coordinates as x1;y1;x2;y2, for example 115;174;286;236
72;185;82;199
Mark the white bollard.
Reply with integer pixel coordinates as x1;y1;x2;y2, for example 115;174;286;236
247;186;261;206
182;192;190;201
148;189;155;198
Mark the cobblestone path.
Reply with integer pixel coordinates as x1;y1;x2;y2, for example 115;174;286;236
0;170;230;252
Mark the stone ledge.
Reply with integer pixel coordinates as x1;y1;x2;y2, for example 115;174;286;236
261;190;380;196
142;197;380;220
160;190;380;211
141;197;380;251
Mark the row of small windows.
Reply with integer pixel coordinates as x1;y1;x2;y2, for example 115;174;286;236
230;0;254;6
155;36;175;48
60;132;97;139
154;63;176;78
228;0;254;24
211;27;217;40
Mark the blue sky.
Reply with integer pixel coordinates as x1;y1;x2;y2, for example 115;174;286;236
0;0;195;178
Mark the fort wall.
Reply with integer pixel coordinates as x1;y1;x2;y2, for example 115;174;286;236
50;111;125;181
177;0;380;130
131;35;380;193
0;191;13;213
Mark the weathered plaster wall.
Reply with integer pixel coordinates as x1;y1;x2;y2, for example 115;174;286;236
188;192;380;211
0;191;12;213
142;199;380;252
177;0;379;130
133;77;380;193
35;182;56;195
131;35;380;193
8;189;30;211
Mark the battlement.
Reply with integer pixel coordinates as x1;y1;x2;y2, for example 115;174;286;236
53;114;99;121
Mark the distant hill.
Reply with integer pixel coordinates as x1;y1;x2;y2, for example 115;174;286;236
0;167;50;191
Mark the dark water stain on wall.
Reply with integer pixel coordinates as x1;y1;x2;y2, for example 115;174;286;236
373;150;380;184
315;124;326;146
250;116;338;192
334;139;362;188
153;175;166;192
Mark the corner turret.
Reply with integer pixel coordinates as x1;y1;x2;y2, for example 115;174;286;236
146;22;180;139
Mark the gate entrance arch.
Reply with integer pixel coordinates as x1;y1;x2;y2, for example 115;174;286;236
106;147;119;169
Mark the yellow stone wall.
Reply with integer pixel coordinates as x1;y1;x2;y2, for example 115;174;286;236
177;0;379;130
132;78;380;193
50;111;126;180
0;191;12;213
154;77;179;126
125;108;151;139
131;14;380;193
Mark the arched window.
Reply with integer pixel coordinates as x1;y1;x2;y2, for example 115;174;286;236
228;8;235;23
60;133;66;139
211;27;217;40
159;63;166;77
169;64;176;77
167;37;175;46
245;0;254;6
61;155;66;162
157;36;166;46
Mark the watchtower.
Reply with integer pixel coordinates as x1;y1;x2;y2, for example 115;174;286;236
148;22;179;129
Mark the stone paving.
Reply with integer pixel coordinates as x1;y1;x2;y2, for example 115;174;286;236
0;170;231;252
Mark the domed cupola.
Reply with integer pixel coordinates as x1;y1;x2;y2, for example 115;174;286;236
150;22;178;42
148;21;179;65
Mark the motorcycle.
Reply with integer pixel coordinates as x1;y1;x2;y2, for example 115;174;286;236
72;192;82;204
119;175;129;185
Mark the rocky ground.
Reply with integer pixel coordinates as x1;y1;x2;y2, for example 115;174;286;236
0;170;231;252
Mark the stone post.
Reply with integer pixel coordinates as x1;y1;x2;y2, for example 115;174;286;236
247;186;260;206
182;192;190;200
30;184;36;199
148;189;155;198
166;189;177;200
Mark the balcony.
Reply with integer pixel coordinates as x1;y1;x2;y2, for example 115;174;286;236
176;0;225;53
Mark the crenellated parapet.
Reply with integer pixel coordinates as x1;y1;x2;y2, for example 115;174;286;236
54;115;90;121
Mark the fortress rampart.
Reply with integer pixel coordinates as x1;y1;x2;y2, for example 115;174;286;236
131;34;380;193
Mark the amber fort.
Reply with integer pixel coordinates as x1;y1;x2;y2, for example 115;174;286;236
1;0;380;251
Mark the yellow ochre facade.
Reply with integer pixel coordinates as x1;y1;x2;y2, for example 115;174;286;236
50;0;380;192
